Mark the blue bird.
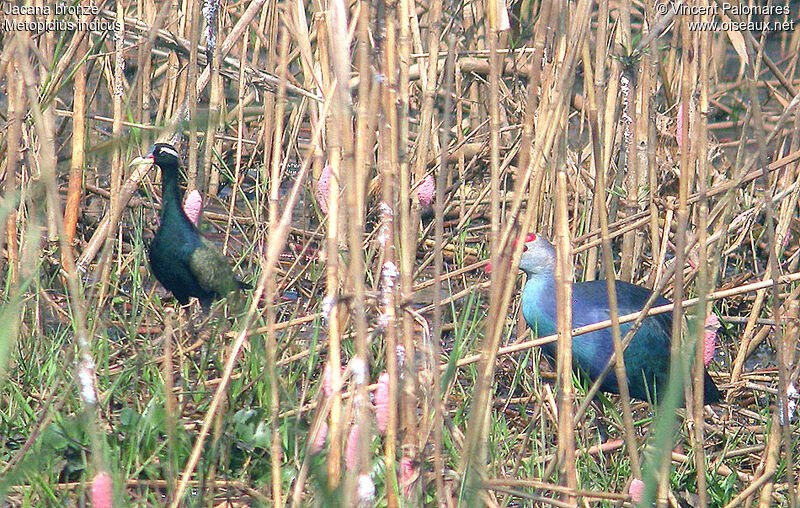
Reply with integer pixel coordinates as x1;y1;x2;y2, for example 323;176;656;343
516;233;721;404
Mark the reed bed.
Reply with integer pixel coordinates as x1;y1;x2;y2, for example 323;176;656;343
1;0;799;506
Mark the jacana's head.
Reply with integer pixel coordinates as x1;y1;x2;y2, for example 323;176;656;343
129;143;181;170
517;233;555;277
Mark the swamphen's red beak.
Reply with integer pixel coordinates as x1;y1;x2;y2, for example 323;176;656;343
484;233;536;273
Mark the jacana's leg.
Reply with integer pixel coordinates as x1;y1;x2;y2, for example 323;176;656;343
185;303;216;352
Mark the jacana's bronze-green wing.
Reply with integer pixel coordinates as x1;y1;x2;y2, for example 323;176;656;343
188;239;242;296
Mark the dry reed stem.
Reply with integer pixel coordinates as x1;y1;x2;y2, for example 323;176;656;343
430;35;457;508
590;65;643;482
375;4;401;503
321;0;352;489
185;0;200;190
264;25;290;508
691;12;712;508
3;53;23;289
160;310;178;502
554;160;577;503
14;27;110;486
63;35;87;254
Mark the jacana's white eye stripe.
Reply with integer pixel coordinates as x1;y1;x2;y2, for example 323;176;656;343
159;146;179;158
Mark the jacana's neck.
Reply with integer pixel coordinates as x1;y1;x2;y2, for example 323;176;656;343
159;165;185;220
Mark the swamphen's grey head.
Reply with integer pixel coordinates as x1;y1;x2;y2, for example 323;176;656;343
130;143;181;172
517;233;555;277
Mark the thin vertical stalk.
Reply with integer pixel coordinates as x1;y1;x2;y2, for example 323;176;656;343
484;0;502;476
266;26;290;508
138;0;153;148
646;3;661;290
93;3;127;321
15;29;109;492
692;11;711;507
186;0;200;189
618;0;637;283
349;0;371;492
224;26;249;255
403;11;445;494
204;33;222;196
324;0;353;487
431;35;456;508
162;310;178;503
397;0;420;497
631;43;651;284
64;33;87;254
582;37;600;282
378;3;400;503
3;51;23;289
592;83;643;483
111;2;124;222
740;14;791;508
258;1;278;199
455;64;466;222
488;14;501;263
593;0;609;149
655;17;695;506
324;167;343;490
553;165;576;504
285;93;336;508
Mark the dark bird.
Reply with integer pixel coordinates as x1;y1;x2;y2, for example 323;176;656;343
514;233;721;404
131;143;250;312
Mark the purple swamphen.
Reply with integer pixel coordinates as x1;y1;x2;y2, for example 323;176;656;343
131;143;250;312
515;233;721;404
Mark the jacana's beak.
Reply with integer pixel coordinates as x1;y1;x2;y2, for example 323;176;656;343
129;153;155;167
